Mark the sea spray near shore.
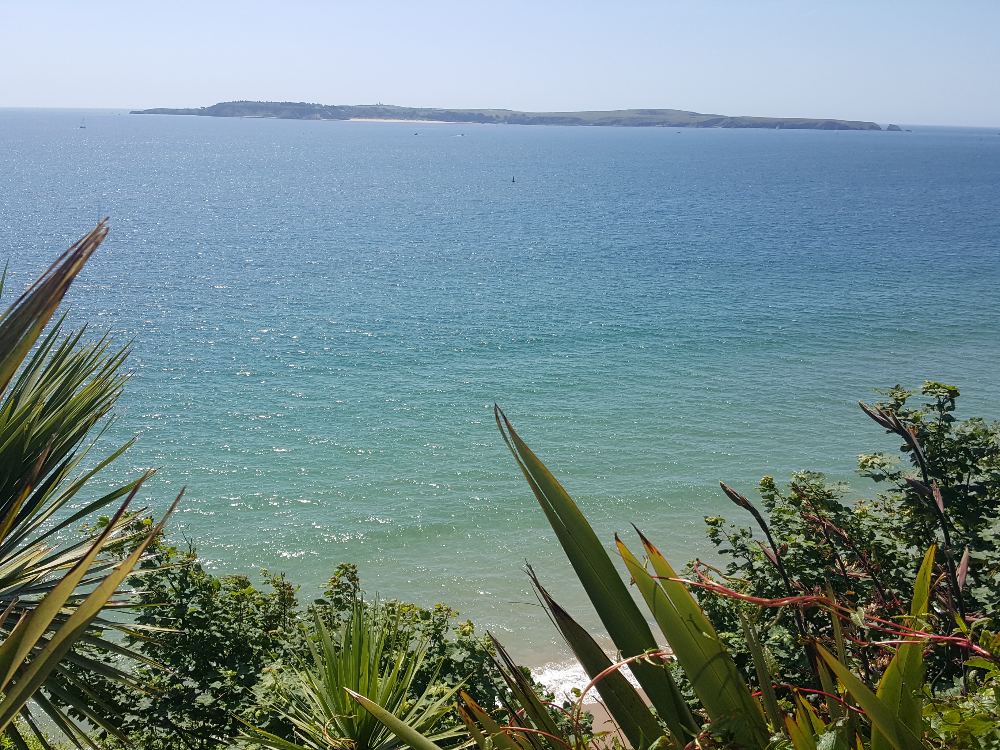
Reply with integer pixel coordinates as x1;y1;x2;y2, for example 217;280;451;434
2;110;999;666
534;658;642;703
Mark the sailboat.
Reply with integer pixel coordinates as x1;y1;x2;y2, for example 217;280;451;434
79;118;86;129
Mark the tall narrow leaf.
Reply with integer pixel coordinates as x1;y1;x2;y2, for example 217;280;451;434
0;223;179;742
784;696;819;750
530;571;666;750
346;690;445;750
487;634;564;750
495;407;697;743
0;222;107;391
739;611;784;732
458;692;527;750
816;645;925;750
618;533;769;750
871;545;935;750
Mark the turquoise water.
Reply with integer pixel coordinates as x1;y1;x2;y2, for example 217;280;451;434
3;110;1000;671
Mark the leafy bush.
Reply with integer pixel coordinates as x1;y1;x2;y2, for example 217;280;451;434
75;543;512;750
73;536;301;750
698;383;1000;692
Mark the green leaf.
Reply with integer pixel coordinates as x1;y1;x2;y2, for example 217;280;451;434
456;703;489;750
815;657;839;709
618;534;769;750
495;407;697;744
871;545;935;750
964;658;996;671
344;688;452;750
739;610;785;731
784;698;818;750
530;571;666;750
816;645;925;750
827;584;860;746
347;688;445;750
0;222;107;392
459;692;526;750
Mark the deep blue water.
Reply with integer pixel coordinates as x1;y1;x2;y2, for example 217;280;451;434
2;109;999;666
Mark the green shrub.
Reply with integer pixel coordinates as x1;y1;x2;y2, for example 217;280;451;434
698;383;1000;692
62;536;299;750
73;544;511;750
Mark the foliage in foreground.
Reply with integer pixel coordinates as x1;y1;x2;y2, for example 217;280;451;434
75;547;513;750
246;598;466;750
359;391;1000;750
0;223;176;747
66;537;301;750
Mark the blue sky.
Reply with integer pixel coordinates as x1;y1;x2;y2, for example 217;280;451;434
2;0;998;126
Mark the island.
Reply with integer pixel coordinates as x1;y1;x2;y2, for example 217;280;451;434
130;101;884;130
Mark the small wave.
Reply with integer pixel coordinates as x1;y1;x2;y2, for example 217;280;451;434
532;659;640;703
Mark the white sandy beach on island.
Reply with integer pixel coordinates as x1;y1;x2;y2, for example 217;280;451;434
348;118;466;123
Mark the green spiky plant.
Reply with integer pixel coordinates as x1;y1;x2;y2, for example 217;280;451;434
245;597;466;750
491;408;996;749
356;407;997;750
0;222;178;747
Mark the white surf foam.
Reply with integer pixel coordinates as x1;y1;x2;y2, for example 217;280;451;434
532;658;641;704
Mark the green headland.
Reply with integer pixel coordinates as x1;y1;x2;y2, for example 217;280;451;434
130;100;885;130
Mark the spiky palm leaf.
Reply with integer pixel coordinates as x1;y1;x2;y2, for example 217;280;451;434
0;222;178;747
248;599;465;750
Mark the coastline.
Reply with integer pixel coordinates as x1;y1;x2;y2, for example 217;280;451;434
131;101;885;130
533;658;644;746
348;118;461;124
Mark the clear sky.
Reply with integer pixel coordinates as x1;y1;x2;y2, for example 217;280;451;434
2;0;998;126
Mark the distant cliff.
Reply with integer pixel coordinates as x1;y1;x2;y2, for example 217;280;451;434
130;101;884;131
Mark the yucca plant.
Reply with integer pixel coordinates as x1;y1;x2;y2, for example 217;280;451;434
247;598;466;750
0;222;178;747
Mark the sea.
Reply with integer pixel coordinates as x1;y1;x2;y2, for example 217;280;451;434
2;109;999;697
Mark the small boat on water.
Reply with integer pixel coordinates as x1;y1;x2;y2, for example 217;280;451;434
79;118;86;129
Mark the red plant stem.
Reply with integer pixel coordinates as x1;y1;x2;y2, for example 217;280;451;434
566;650;675;742
653;567;995;661
749;685;867;716
563;651;673;744
576;651;674;706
